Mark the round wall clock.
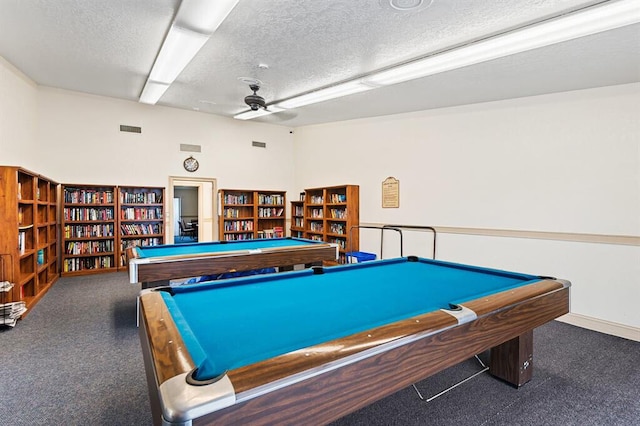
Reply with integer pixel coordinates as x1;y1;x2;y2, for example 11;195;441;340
183;156;199;172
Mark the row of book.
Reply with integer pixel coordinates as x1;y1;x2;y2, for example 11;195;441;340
223;220;254;231
120;207;163;220
329;208;348;219
223;208;251;218
309;223;324;232
223;194;251;205
309;208;323;218
308;195;323;204
18;230;29;255
63;256;113;272
222;232;254;241
329;223;346;234
64;189;114;204
65;240;114;255
121;238;162;250
64;207;114;221
328;238;346;249
64;224;114;238
119;191;163;204
120;223;162;236
257;227;284;239
257;194;284;205
328;193;347;203
258;207;284;218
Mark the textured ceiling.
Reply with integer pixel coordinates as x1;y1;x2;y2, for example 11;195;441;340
0;0;638;127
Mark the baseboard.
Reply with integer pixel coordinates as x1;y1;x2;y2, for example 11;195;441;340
557;313;640;342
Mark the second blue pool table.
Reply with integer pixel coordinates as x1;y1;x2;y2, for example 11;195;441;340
127;237;339;288
138;256;570;425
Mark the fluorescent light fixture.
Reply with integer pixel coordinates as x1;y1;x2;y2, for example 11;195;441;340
148;26;209;84
175;0;239;34
276;80;374;109
139;0;239;104
365;0;640;86
234;106;285;120
139;81;170;105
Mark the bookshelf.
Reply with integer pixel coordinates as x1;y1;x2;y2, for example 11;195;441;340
0;166;60;315
61;184;117;275
118;186;165;269
219;189;286;241
290;200;305;238
301;185;359;263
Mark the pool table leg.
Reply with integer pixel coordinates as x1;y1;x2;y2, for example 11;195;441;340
489;330;533;387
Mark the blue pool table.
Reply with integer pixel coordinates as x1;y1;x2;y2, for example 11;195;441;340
138;256;570;425
127;237;339;288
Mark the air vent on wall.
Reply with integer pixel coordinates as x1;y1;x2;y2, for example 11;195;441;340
119;125;141;133
180;143;202;152
252;141;267;148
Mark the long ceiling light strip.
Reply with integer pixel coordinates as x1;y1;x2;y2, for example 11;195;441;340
365;0;640;86
275;80;374;109
140;0;239;105
238;0;639;119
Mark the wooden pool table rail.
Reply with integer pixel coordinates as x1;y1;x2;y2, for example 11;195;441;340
127;243;338;284
139;277;569;425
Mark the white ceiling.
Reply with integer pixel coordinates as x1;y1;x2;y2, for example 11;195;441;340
1;0;638;128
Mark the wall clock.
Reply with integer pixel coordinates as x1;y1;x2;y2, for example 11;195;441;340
183;156;199;172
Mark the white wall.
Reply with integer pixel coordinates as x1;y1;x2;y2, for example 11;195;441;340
293;83;640;336
0;58;39;169
35;87;296;193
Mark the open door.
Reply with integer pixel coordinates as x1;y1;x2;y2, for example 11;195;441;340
168;176;217;244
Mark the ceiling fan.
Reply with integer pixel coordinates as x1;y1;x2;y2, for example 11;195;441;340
244;84;267;111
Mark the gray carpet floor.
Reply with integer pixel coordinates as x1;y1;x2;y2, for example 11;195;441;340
1;272;639;425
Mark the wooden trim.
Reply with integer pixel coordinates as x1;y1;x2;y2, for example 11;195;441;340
557;313;640;342
365;222;639;246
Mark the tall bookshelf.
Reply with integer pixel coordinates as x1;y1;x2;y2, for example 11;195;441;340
219;189;286;241
118;186;165;269
0;166;59;314
290;200;305;238
61;184;117;275
302;184;359;263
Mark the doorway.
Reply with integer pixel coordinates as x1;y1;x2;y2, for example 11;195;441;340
168;176;217;244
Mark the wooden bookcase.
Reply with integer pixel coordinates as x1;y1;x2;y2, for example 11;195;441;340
301;184;359;263
290;200;305;238
0;166;60;312
117;186;165;269
61;184;117;275
219;189;286;241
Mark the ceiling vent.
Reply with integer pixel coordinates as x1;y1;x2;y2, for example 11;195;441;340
120;125;141;133
180;143;202;152
252;141;267;148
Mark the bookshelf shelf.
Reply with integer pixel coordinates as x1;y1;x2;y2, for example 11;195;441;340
117;186;165;269
291;185;359;263
61;184;117;275
219;189;286;241
0;166;60;318
60;184;165;274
